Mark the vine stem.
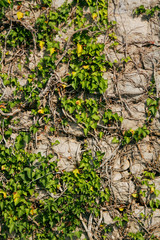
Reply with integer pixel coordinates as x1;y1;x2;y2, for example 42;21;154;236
79;214;94;240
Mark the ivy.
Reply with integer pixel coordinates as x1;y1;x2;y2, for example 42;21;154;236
134;5;160;17
0;0;159;239
0;146;109;239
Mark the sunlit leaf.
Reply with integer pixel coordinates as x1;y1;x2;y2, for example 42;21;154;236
17;12;23;20
77;43;82;57
39;41;45;50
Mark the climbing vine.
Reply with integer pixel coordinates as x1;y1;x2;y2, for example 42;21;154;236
0;0;159;239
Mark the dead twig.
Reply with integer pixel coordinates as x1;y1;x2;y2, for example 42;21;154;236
0;109;21;117
100;144;121;168
79;214;94;240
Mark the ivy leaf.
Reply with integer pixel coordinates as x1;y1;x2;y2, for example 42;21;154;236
5;129;12;136
49;48;55;55
39;41;45;50
0;190;7;198
92;13;97;20
23;134;30;144
13;192;21;206
83;65;89;69
38;108;44;114
77;43;82;57
119;207;124;212
84;128;88;136
73;169;80;177
0;134;3;141
91;114;100;121
17;12;23;20
24;167;32;179
9;222;15;233
132;193;138;198
146;98;153;106
124;136;131;144
99;131;104;139
112;137;119;144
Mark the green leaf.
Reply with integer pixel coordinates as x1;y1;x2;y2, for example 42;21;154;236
90;122;97;129
149;199;154;208
25;168;32;179
0;201;4;210
150;106;156;115
99;131;104;139
14;197;21;206
84;128;88;136
23;134;30;144
9;222;15;234
5;129;12;136
50;127;55;132
33;127;38;134
0;134;3;141
154;189;160;197
112;137;119;144
91;114;100;121
146;98;153;106
124;136;131;144
52;140;60;146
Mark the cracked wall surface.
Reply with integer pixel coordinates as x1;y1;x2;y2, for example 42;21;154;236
0;0;160;239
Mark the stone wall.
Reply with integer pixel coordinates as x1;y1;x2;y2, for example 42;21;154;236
0;0;160;239
51;0;160;238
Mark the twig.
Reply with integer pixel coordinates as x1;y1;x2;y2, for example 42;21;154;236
136;143;145;161
39;73;58;98
79;214;94;240
96;209;103;230
0;109;21;116
28;215;39;227
131;214;150;235
100;144;121;167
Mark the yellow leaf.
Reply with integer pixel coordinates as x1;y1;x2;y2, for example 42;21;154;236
1;165;6;170
90;186;94;191
39;41;45;50
30;208;37;215
132;193;138;198
3;192;7;198
150;187;155;194
0;190;7;198
8;0;11;4
119;208;124;212
130;129;135;135
83;65;89;69
76;100;81;106
17;12;23;20
73;169;80;177
49;48;55;55
13;192;20;201
92;13;98;20
77;43;82;57
0;105;6;109
13;192;21;205
72;71;76;76
38;109;44;114
62;84;66;88
38;65;43;70
101;67;106;72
